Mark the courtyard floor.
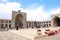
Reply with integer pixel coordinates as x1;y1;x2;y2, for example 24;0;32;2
0;27;60;40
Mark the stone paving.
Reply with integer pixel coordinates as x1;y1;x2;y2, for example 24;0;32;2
9;29;37;40
0;27;60;40
34;27;60;40
0;31;31;40
9;28;60;40
34;33;60;40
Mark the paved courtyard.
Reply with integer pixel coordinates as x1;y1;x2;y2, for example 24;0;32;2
0;31;31;40
0;27;60;40
35;32;60;40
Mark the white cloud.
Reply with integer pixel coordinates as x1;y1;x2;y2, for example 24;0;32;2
0;2;22;19
1;0;8;3
0;2;50;21
50;8;60;15
22;4;60;21
0;1;60;21
22;5;50;21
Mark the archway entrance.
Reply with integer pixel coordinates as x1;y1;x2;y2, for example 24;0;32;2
53;16;60;26
15;14;23;30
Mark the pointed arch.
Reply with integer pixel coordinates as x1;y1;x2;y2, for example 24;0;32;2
53;16;60;26
15;14;23;29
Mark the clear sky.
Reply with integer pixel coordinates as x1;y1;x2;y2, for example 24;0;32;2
0;0;60;21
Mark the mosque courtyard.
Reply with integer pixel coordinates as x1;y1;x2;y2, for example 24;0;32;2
0;27;60;40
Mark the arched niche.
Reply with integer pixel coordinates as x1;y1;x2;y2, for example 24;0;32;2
15;14;23;29
53;16;60;26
